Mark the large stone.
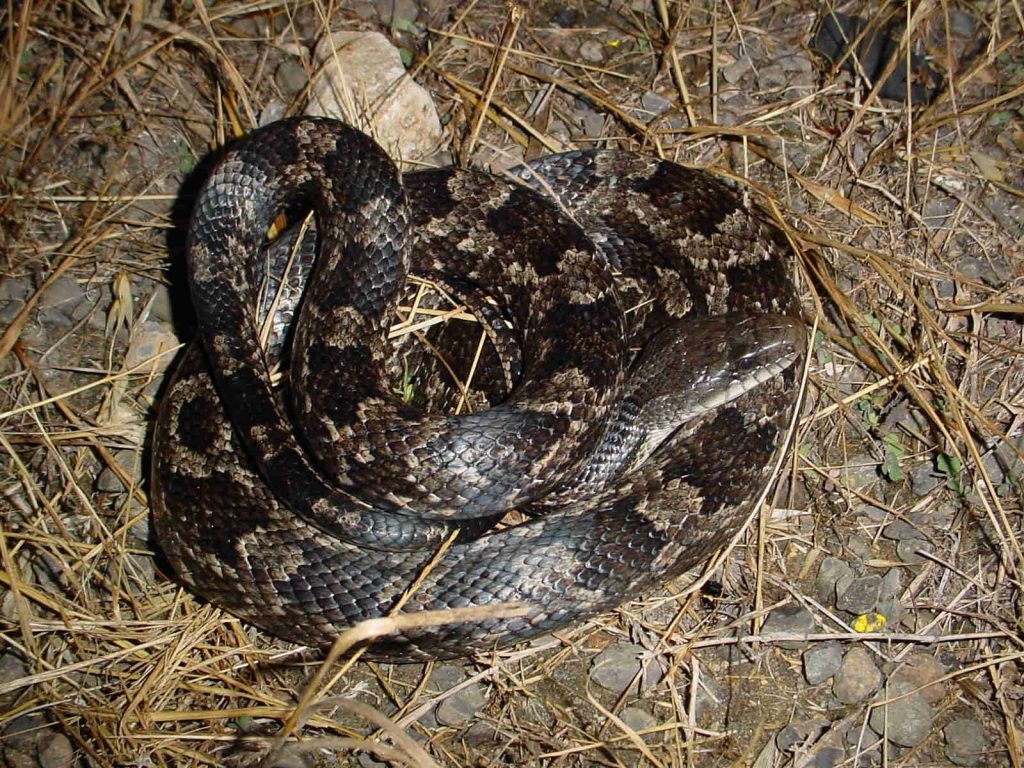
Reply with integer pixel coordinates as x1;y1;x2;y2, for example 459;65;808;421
833;647;881;704
307;31;443;166
868;680;934;748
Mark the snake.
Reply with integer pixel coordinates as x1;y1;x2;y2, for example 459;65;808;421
151;117;804;661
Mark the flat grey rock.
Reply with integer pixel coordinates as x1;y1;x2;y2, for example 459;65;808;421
835;574;881;615
761;603;816;649
803;641;843;685
590;643;661;695
944;718;989;766
868;680;933;748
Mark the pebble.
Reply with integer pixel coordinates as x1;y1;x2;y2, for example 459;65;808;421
417;664;473;727
955;256;990;283
929;277;955;302
756;62;787;91
376;0;419;27
128;504;152;546
882;519;919;541
813;746;844;768
38;734;74;768
802;641;843;685
815;556;854;604
779;51;815;75
874;595;904;627
144;282;176;325
578;38;605;64
428;663;465;692
126;320;180;371
776;720;827;751
618;706;657;741
96;448;143;493
435;681;488;726
3;716;41;745
896;538;933;563
893;653;946;704
850;139;870;168
835;574;881;615
231;14;265;37
944;718;989;766
761;603;816;648
716;97;747;127
720;55;750;84
845;534;871;561
126;320;181;403
356;751;389;768
925;502;957;530
348;1;376;21
948;9;977;36
840;453;879;493
548;118;571;145
984;316;1015;343
693;672;727;717
0;275;31;302
581;110;606;139
832;647;881;704
775;724;804;751
640;91;671;116
2;715;76;768
0;276;30;324
878;569;902;601
868;679;933;747
924;195;958;229
549;7;579;27
909;464;942;496
274;59;307;98
983;437;1024;489
464;720;501;749
844;724;882;762
590;643;661;695
306;31;443;165
37;275;93;327
0;652;28;711
983;198;1017;234
859;503;888;523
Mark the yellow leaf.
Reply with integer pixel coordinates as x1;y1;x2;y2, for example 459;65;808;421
852;612;886;633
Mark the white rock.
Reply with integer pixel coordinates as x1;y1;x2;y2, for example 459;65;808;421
307;31;443;167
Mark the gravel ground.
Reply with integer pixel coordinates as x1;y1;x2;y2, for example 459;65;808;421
1;1;1022;766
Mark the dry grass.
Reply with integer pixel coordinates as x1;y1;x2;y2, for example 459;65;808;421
1;0;1022;766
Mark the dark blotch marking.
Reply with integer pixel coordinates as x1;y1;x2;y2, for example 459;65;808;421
404;169;460;224
664;406;779;517
525;296;621;384
175;390;226;454
300;338;382;424
269;121;303;166
566;503;673;592
633;162;741;239
723;232;800;316
164;468;274;571
483;186;593;278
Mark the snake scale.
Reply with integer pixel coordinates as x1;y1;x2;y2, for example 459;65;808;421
151;117;804;660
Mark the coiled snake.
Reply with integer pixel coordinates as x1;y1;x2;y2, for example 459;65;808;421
152;117;804;660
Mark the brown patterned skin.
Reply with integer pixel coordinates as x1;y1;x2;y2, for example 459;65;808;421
152;118;804;660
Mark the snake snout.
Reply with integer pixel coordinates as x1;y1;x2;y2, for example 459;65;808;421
730;314;806;379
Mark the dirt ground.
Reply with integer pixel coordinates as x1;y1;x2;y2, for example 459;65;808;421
1;1;1022;766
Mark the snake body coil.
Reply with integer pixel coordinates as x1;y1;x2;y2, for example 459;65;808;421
152;118;804;660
